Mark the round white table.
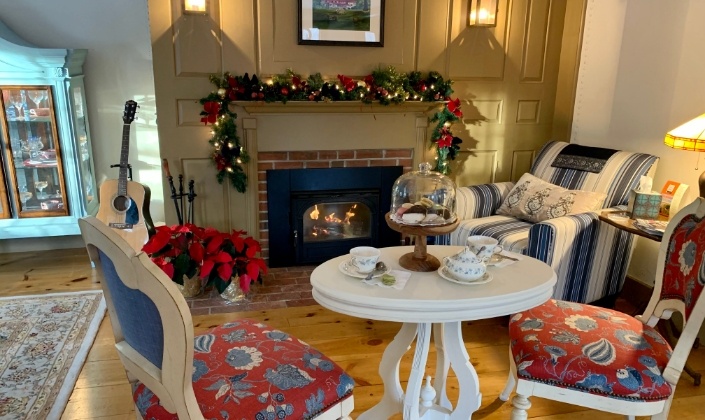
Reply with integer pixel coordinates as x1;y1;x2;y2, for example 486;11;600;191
310;245;556;420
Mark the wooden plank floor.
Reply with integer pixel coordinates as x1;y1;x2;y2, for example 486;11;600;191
2;248;705;419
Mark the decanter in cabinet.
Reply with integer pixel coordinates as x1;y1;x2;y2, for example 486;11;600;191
0;21;97;239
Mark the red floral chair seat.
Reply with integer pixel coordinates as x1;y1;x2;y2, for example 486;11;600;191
509;299;673;401
133;319;354;419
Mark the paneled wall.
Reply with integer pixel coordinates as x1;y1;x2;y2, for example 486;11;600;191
148;0;583;237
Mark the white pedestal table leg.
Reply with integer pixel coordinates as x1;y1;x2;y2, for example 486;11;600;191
359;322;418;420
444;321;482;419
432;323;452;410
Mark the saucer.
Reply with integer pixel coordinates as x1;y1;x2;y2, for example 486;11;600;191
437;266;493;286
339;260;391;279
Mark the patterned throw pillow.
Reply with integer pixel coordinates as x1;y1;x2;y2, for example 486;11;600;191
496;173;606;223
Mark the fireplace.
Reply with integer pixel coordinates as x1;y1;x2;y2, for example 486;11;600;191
267;166;402;267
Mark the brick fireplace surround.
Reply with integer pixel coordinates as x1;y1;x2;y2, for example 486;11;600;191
256;148;414;261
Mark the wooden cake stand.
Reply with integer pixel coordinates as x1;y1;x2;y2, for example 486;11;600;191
385;212;459;272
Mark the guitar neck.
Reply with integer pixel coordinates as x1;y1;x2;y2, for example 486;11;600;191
117;123;131;196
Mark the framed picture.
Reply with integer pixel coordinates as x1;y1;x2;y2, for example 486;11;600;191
298;0;385;47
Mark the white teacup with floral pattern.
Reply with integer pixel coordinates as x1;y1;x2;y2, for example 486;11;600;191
466;235;503;263
349;246;381;274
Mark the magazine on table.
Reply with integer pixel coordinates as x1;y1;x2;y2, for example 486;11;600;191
633;218;668;236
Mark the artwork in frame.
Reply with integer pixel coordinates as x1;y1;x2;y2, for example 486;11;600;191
298;0;385;47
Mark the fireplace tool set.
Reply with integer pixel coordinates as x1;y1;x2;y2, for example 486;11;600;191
162;159;196;225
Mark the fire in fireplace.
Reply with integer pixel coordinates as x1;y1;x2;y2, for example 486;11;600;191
267;166;402;267
304;201;371;241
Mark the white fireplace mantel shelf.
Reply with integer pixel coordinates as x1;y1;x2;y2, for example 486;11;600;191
230;100;443;115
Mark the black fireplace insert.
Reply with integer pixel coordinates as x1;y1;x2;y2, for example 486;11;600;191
267;166;402;267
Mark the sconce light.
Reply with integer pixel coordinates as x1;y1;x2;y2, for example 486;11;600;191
183;0;208;15
468;0;498;27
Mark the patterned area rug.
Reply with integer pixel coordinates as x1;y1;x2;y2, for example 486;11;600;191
0;291;105;419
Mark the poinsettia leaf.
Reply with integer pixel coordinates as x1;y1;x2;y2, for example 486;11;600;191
215;251;232;263
189;242;205;263
217;263;233;281
233;236;245;253
200;260;214;279
245;261;260;281
239;274;251;293
142;230;171;254
206;235;225;254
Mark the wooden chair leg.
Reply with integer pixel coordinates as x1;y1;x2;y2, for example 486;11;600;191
510;394;531;420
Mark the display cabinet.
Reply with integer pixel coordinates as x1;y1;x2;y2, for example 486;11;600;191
0;20;97;239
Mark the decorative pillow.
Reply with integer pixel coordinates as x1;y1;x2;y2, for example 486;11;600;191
496;173;606;223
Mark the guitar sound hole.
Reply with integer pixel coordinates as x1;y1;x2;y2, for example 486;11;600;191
113;195;132;212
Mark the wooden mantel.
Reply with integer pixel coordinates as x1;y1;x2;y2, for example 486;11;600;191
230;100;443;115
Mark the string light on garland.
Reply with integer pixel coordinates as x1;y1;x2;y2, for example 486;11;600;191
199;67;464;191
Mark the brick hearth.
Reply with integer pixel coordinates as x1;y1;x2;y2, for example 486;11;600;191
257;148;414;260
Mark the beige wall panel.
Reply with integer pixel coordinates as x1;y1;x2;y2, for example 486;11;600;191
221;0;258;74
258;0;418;76
177;99;207;125
470;99;503;123
511;149;535;181
182;158;230;230
520;0;551;82
516;99;541;123
241;112;421;152
171;0;222;76
448;0;510;81
450;149;497;186
416;0;451;72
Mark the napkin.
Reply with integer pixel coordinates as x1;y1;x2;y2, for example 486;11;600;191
362;269;411;290
489;252;523;268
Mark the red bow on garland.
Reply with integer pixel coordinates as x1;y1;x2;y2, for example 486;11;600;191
200;101;221;125
447;98;463;118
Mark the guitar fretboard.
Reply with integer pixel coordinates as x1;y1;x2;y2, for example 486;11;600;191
117;123;131;196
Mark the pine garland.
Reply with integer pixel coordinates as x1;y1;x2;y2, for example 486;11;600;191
198;66;464;191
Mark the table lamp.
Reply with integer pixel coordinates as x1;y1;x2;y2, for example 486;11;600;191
664;113;705;197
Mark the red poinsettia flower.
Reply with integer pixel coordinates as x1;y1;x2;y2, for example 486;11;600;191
438;133;453;148
200;101;221;125
364;74;375;87
446;98;463;118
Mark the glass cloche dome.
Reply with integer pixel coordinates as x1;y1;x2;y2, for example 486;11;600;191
389;162;457;225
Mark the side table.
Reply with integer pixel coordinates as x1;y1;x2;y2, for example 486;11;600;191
599;210;702;386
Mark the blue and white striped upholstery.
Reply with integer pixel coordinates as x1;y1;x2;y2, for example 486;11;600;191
445;141;658;303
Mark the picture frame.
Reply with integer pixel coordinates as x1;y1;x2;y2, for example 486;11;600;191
298;0;385;47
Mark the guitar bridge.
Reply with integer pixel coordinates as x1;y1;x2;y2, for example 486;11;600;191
109;222;134;229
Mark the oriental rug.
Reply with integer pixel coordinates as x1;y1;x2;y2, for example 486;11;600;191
0;291;105;420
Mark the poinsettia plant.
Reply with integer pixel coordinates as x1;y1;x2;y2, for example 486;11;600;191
199;228;267;294
142;224;206;286
142;224;267;294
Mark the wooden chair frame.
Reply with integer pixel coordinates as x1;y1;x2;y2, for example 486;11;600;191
79;216;354;420
499;197;705;420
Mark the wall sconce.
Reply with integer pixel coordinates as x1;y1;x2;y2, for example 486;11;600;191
468;0;498;27
183;0;208;15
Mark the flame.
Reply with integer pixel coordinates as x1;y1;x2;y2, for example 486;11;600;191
310;205;320;220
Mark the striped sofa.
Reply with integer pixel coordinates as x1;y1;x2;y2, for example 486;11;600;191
440;141;659;303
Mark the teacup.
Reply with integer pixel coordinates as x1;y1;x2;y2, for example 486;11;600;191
466;235;502;262
349;246;380;274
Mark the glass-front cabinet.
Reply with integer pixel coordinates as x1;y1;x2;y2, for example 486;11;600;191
0;21;97;239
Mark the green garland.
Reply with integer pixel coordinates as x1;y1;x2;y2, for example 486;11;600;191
198;66;463;191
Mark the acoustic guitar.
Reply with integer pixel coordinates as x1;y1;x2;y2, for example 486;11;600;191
96;100;154;250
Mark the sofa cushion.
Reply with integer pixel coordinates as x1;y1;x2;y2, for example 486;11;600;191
497;173;605;223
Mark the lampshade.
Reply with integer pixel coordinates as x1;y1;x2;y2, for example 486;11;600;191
664;113;705;197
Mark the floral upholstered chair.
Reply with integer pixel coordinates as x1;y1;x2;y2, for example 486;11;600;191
79;216;354;420
439;141;659;303
499;197;705;419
